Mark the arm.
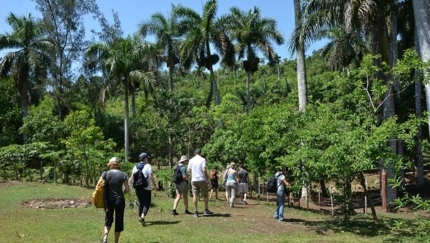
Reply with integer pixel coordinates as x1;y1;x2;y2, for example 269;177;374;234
282;177;290;187
149;173;156;191
128;166;136;185
235;172;241;183
123;179;130;194
203;166;209;183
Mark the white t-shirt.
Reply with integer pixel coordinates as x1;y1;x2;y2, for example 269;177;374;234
275;171;286;191
131;163;153;190
188;155;206;182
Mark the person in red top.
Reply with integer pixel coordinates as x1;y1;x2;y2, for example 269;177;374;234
209;166;220;200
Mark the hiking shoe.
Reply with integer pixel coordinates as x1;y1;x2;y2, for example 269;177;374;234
193;211;199;217
204;210;214;216
172;210;178;215
185;210;192;214
138;217;145;226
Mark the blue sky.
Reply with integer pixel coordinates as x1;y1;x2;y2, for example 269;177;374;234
1;0;326;61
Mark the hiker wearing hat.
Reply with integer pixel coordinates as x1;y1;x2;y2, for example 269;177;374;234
128;152;156;227
172;155;192;215
100;157;130;243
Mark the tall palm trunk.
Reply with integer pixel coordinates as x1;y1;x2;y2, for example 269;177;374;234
131;87;136;117
372;17;398;208
168;63;174;92
414;25;425;188
124;79;130;162
294;0;308;112
246;72;251;113
18;68;29;143
206;41;220;106
412;0;430;137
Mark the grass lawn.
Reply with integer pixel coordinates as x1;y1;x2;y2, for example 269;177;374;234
0;181;422;243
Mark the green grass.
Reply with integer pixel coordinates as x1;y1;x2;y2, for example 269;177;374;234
0;181;423;243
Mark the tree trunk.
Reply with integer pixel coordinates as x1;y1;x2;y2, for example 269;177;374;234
412;0;430;137
391;0;400;98
294;0;308;112
18;71;29;144
131;87;136;118
246;72;251;113
359;172;378;224
124;80;130;162
414;24;425;187
168;63;174;92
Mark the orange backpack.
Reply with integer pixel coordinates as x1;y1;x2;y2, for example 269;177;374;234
92;173;106;208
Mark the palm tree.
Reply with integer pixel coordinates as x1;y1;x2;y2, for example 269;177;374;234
226;6;285;113
175;0;234;108
412;0;430;188
139;4;181;92
294;0;399;208
290;0;308;112
0;13;51;122
85;37;157;161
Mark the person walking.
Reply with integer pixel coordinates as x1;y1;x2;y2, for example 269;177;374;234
225;162;240;208
172;155;192;215
209;166;220;200
129;152;156;226
237;164;250;205
99;157;130;243
187;148;214;217
274;167;291;222
223;163;231;202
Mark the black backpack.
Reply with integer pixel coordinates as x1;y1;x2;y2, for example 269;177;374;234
266;173;282;193
172;165;184;184
133;163;149;189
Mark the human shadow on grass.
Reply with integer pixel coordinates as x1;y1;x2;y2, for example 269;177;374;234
283;215;418;240
145;220;180;226
202;213;231;217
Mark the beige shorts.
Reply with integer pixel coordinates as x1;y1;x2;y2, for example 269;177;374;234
192;180;209;196
175;181;188;195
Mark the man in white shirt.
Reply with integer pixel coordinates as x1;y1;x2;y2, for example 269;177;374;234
187;148;214;217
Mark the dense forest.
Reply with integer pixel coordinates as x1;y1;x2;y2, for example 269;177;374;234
1;0;430;225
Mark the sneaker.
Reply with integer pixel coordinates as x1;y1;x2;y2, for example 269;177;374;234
101;239;107;243
172;210;178;215
193;211;199;217
244;201;248;205
138;217;145;226
204;209;214;216
185;210;192;214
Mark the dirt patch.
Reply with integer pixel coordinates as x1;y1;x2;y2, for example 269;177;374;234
21;198;91;209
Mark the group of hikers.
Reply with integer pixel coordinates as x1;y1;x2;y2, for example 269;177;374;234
96;148;291;243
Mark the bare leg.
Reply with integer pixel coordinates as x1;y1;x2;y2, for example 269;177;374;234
183;193;189;211
114;232;120;243
204;194;209;210
102;226;110;242
173;193;181;210
193;194;198;211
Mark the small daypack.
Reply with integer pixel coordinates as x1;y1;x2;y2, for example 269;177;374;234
172;166;184;184
266;173;282;193
92;172;107;208
133;163;149;189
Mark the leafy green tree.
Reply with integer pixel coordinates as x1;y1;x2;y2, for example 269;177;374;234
226;6;285;113
62;110;116;188
35;0;100;120
0;78;22;146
